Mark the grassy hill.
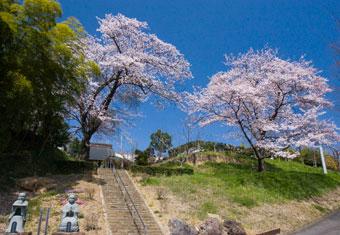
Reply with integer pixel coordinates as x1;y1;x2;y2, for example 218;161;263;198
132;155;340;234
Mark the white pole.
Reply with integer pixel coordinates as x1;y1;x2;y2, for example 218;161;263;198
120;135;123;153
319;145;327;174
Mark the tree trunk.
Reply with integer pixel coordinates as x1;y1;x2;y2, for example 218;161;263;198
313;150;317;167
299;147;304;164
236;120;265;172
158;151;162;161
248;145;265;172
257;158;265;172
193;153;197;165
80;134;91;160
331;150;340;172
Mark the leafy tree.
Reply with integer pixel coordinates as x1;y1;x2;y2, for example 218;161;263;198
150;129;172;158
299;147;320;167
134;149;148;165
168;140;237;157
68;138;82;158
134;147;156;165
0;0;86;153
186;48;339;172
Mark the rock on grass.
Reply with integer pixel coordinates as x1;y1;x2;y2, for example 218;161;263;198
223;220;247;235
169;218;198;235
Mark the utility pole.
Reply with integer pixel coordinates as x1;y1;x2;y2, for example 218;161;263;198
120;134;123;153
120;134;124;169
319;145;327;174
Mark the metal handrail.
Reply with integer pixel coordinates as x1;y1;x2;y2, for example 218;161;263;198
112;168;148;235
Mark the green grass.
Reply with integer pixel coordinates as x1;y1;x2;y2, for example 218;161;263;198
141;177;161;186
26;191;57;221
198;201;218;219
153;161;193;169
313;204;329;213
141;158;340;218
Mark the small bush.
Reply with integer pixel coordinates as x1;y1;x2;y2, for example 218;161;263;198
85;213;99;231
130;165;194;176
0;215;7;224
313;204;329;213
325;156;338;171
156;187;167;200
78;212;84;219
85;187;95;200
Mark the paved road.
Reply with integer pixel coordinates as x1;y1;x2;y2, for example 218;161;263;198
292;210;340;235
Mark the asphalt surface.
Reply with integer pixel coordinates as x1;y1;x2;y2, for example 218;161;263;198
292;210;340;235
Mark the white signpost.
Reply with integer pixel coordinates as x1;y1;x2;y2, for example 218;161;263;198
319;145;327;174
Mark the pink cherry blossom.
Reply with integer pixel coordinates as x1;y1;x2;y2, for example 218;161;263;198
69;13;192;159
185;48;338;171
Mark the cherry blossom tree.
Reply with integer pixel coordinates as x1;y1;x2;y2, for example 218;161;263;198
70;14;192;160
185;48;338;171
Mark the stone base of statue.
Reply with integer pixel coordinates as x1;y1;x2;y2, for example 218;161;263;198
52;232;85;235
59;216;79;233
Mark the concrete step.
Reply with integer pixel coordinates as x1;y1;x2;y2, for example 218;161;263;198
98;168;163;235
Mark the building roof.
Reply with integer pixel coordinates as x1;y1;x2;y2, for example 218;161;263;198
90;143;113;148
89;143;114;161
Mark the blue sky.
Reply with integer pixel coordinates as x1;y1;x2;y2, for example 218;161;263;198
59;0;340;151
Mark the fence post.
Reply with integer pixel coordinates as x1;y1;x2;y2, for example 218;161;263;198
37;208;43;235
44;208;50;235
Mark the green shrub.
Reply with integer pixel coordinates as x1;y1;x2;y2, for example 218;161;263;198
130;165;194;176
325;156;339;171
168;140;239;157
294;147;339;171
157;161;192;169
0;148;94;182
53;160;94;174
141;177;161;186
297;147;321;166
134;149;149;165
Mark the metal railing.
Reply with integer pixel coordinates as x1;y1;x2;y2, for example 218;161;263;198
112;168;148;235
37;207;50;235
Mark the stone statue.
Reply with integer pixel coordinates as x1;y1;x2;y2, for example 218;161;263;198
6;192;28;233
59;193;80;232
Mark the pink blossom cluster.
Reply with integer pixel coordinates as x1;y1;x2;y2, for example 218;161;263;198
186;48;339;158
70;14;192;135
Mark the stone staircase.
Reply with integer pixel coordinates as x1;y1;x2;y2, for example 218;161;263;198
99;168;163;235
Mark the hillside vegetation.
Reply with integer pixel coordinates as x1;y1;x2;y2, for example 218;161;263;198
146;159;340;205
132;154;340;234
